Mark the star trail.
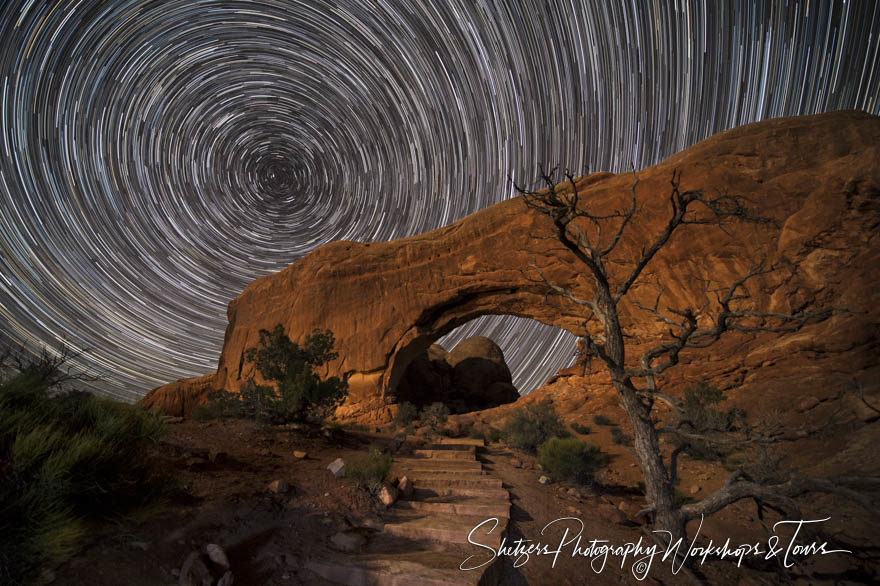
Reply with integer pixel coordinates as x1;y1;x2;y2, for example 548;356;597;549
1;1;878;402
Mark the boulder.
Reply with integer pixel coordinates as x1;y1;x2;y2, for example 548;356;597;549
394;337;518;413
266;480;290;494
204;544;230;570
397;476;413;498
377;482;398;506
327;458;345;477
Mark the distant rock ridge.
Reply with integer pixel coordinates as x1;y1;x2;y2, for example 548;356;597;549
140;110;880;423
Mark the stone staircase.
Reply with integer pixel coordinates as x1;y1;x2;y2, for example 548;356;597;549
306;437;509;585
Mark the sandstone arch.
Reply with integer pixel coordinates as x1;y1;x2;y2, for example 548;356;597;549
141;111;880;422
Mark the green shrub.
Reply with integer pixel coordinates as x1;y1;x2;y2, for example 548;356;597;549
195;325;347;425
610;427;633;446
537;437;605;484
419;402;450;431
0;355;168;585
593;414;613;426
675;382;743;461
346;447;392;494
502;400;569;454
468;428;486;441
570;422;591;435
394;401;418;428
486;427;505;444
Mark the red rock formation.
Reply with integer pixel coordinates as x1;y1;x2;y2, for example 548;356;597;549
141;111;880;424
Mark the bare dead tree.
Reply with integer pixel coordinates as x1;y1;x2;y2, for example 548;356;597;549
514;166;877;549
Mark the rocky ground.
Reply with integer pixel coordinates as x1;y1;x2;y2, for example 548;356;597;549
47;414;878;586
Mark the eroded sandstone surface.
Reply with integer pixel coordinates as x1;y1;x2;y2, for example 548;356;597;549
141;111;880;422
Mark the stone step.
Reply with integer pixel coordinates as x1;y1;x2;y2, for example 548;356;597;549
383;512;507;549
392;468;486;479
394;497;510;519
433;437;485;447
305;547;500;586
393;458;483;470
412;486;510;500
413;448;475;459
405;474;502;488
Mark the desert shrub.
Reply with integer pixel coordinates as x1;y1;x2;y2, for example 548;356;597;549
502;400;569;455
486;427;505;444
610;427;633;446
593;414;613;426
346;447;393;494
675;382;743;460
0;355;168;585
419;402;450;431
195;325;347;425
570;422;591;435
394;401;418;428
537;437;605;484
468;427;486;441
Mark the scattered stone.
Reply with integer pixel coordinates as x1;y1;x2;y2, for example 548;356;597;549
178;550;212;586
397;476;413;499
324;492;330;497
690;485;701;495
509;457;522;468
377;482;398;506
538;475;550;485
267;480;290;494
293;450;307;459
566;506;583;516
567;487;579;497
217;571;234;586
327;458;345;477
330;531;366;553
162;416;185;424
205;544;230;570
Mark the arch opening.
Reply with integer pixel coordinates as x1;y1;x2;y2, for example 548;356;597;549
389;314;579;415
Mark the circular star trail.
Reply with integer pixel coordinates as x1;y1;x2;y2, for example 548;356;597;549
1;1;878;402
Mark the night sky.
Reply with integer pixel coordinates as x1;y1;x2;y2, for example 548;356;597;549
1;1;878;403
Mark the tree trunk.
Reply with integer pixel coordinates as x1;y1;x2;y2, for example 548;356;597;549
614;379;687;545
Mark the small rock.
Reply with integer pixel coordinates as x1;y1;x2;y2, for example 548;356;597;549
397;476;413;498
690;485;701;495
217;571;234;586
567;488;579;497
330;531;366;553
353;516;384;531
797;396;821;412
293;450;307;459
267;480;290;494
178;550;212;586
597;503;628;524
509;457;522;468
538;475;551;485
324;492;330;497
327;458;345;477
377;482;398;506
205;543;230;569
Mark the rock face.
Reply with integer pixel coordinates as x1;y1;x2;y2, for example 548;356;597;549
394;336;519;413
141;111;880;423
